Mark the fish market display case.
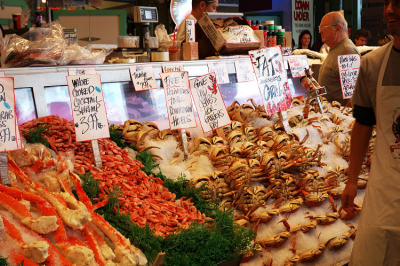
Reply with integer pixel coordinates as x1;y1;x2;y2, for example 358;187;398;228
6;57;306;127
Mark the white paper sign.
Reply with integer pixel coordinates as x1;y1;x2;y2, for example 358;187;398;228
189;73;231;132
286;55;309;77
186;19;195;42
282;47;293;56
235;59;256;82
208;63;230;84
160;71;196;130
67;74;110;142
338;54;361;99
130;65;158;91
162;64;184;73
0;77;21;151
249;46;292;115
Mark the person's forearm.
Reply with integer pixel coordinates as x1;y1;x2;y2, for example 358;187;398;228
347;122;373;184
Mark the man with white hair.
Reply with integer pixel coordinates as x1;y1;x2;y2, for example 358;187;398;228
317;11;359;105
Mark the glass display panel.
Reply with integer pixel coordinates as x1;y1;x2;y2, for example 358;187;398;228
15;88;37;124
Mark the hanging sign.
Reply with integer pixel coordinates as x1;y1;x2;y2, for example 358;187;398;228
67;74;110;142
162;64;184;73
0;77;21;151
291;0;314;49
130;65;158;91
160;71;196;130
338;54;361;99
186;19;195;42
249;46;292;115
235;59;256;82
208;63;230;84
189;73;231;132
287;55;309;77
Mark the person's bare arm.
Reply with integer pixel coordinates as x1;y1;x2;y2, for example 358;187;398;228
341;121;373;208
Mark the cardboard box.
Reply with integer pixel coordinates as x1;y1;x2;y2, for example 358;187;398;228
197;13;262;54
182;42;199;60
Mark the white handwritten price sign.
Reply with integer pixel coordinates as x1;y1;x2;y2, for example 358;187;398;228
249;46;292;115
186;19;195;42
67;74;110;142
338;54;361;99
162;64;184;73
207;63;230;84
130;65;157;91
287;55;309;78
160;71;196;130
235;59;256;82
189;73;231;133
282;47;292;56
0;77;21;152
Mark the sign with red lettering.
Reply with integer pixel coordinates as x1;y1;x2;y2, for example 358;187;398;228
189;73;231;133
249;46;292;115
286;55;309;77
160;71;196;130
291;0;314;48
338;54;361;99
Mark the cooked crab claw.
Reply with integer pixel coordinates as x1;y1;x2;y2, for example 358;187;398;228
0;191;58;234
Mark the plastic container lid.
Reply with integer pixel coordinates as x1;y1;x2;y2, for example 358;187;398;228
277;31;285;36
268;25;274;31
265;20;274;25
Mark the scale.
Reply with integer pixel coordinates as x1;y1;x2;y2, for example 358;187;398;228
133;6;159;61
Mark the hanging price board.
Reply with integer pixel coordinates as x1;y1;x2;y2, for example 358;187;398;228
338;54;361;99
160;71;196;130
249;46;292;115
207;62;230;84
286;55;309;77
67;74;110;142
189;73;231;132
162;64;184;73
130;65;158;91
235;59;256;82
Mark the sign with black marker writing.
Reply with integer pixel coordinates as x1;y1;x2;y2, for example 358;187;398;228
207;62;230;84
190;73;231;132
160;71;196;130
186;19;195;42
67;74;110;142
249;46;292;114
338;54;360;99
130;65;157;91
162;64;184;73
68;67;96;76
0;77;21;151
282;47;292;56
235;59;255;82
286;55;308;77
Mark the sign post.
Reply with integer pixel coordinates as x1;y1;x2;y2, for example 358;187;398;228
67;72;110;168
249;46;292;130
0;77;22;185
160;71;196;159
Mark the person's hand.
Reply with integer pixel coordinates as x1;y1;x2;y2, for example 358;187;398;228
340;182;358;219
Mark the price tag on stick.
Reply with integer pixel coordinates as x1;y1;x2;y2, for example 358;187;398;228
249;46;292;116
162;64;184;73
67;73;110;168
0;77;22;185
189;73;231;133
160;71;196;159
